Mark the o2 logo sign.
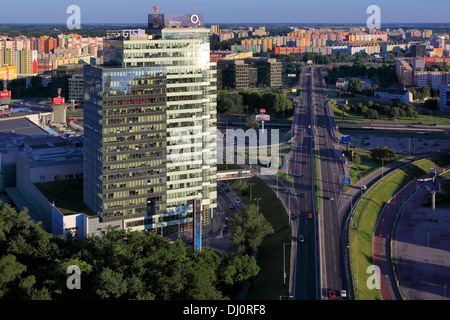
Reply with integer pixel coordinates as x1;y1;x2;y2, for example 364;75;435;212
190;14;201;25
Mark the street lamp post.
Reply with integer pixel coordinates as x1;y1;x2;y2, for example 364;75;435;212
283;242;290;285
254;197;261;207
248;182;254;202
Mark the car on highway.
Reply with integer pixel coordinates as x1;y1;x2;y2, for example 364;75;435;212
329;291;336;299
361;185;367;190
219;189;225;195
307;213;313;219
329;196;334;200
340;290;347;298
300;192;306;197
297;235;304;243
229;204;235;209
235;199;242;207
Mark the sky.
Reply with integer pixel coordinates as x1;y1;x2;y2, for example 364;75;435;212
0;0;449;24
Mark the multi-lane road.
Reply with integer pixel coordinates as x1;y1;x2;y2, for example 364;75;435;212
287;66;318;300
288;66;348;300
312;67;348;299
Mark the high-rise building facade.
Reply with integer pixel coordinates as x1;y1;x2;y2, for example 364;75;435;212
83;13;217;236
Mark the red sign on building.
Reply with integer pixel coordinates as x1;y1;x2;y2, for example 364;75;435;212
53;97;65;105
0;91;11;98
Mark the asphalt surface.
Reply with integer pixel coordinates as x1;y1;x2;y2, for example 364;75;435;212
312;67;348;299
287;66;318;300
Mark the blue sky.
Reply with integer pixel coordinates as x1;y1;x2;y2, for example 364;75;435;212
0;0;449;24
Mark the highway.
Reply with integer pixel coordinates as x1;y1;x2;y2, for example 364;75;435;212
287;66;318;300
312;67;347;299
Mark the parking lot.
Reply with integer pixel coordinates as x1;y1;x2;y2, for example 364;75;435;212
350;135;448;154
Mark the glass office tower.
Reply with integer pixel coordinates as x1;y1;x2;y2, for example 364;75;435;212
84;13;217;235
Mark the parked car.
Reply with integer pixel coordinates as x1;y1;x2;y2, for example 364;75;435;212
229;204;235;209
329;291;336;299
307;213;313;219
340;290;347;298
329;196;334;200
298;235;304;243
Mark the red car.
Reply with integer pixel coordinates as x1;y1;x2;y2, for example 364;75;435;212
329;291;336;299
307;213;313;219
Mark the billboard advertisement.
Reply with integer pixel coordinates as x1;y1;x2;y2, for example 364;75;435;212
256;114;270;121
149;14;204;28
53;97;65;105
0;91;11;98
193;199;202;253
417;180;440;192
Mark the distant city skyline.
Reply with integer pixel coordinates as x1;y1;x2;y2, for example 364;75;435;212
0;0;449;24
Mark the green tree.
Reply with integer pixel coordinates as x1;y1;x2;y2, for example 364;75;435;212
388;107;400;120
0;254;27;298
228;204;274;254
347;78;364;94
220;254;260;286
246;115;260;130
370;146;396;162
352;153;361;170
366;109;379;120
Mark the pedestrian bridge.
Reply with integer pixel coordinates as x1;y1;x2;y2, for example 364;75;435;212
217;169;252;181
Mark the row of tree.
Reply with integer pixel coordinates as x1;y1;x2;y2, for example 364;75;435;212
342;146;397;170
0;77;52;99
326;63;398;89
339;100;420;121
217;90;293;117
0;203;268;300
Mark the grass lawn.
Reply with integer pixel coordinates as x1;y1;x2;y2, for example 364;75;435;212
342;148;405;192
276;171;292;188
349;155;449;300
35;179;95;216
234;176;291;300
323;89;343;100
313;149;321;215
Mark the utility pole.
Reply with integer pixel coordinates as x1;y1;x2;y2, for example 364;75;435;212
248;182;254;202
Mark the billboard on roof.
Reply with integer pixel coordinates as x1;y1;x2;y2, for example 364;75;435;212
149;14;204;28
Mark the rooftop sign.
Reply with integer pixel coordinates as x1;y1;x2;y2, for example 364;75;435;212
149;14;204;28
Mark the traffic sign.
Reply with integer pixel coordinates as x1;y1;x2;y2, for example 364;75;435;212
341;136;351;143
344;178;351;185
417;180;440;193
